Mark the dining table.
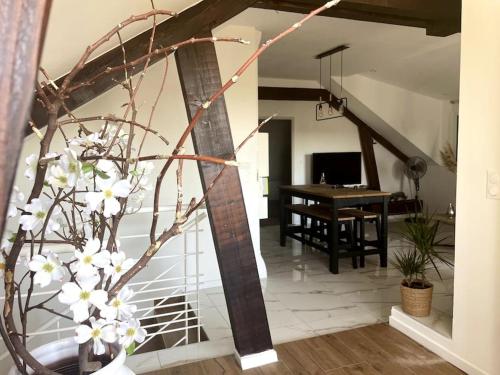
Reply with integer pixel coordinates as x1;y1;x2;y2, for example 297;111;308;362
279;184;391;274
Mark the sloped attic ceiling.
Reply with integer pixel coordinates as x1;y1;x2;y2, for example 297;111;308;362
229;8;460;100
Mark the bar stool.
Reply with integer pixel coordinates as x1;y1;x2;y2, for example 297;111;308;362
340;208;381;268
307;205;359;270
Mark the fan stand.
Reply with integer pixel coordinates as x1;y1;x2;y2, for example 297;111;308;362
404;178;424;223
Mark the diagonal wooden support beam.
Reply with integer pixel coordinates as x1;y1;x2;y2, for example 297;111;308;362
0;0;52;237
358;125;380;190
0;0;52;371
176;35;275;364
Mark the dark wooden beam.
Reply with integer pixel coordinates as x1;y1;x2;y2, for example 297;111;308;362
0;0;52;235
259;86;330;101
315;44;350;60
29;0;257;133
343;108;409;163
259;86;409;163
358;125;380;190
176;36;273;357
253;0;461;37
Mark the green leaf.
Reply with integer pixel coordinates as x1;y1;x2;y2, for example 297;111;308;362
129;169;140;177
94;168;110;180
81;162;94;174
125;342;136;356
8;233;16;243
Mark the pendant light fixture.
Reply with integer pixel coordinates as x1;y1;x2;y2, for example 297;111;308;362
315;44;349;121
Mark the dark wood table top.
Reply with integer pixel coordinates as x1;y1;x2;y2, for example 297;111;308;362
280;184;391;199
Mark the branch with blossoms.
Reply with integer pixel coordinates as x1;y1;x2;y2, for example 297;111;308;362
0;1;341;374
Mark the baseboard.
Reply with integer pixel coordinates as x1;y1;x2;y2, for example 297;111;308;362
234;349;278;370
389;306;487;375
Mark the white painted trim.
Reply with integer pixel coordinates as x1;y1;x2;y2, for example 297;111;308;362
234;349;278;370
389;306;487;375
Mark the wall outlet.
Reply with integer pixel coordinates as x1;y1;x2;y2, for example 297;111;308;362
487;170;500;200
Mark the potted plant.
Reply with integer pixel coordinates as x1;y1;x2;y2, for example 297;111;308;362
0;2;340;374
392;213;453;317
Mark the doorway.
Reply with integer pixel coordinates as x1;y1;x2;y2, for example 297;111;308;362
259;119;292;226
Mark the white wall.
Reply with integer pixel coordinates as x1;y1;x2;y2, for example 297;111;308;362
332;74;458;212
338;74;455;163
450;0;500;373
258;99;411;196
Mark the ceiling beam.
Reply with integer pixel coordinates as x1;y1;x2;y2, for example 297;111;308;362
315;44;350;60
29;0;257;133
258;86;409;162
253;0;461;37
259;86;329;101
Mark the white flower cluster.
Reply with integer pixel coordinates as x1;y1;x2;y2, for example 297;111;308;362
2;127;156;355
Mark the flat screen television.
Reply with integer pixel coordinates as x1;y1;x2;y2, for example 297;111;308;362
312;152;362;185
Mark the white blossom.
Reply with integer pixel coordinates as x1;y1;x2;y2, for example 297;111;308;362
85;177;131;218
47;148;81;189
72;238;110;279
105;125;129;147
76;317;117;355
130;161;154;191
24;154;38;180
101;286;136;321
19;197;61;233
47;165;71;189
117;318;146;348
104;251;134;284
70;132;106;148
96;159;118;181
26;152;58;180
28;252;65;288
7;186;24;218
134;161;154;178
58;276;108;323
1;231;14;256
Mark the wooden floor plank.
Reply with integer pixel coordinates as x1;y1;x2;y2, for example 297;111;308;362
326;362;382;375
275;340;325;373
302;335;362;371
333;327;416;375
356;324;464;375
255;361;294;375
143;324;465;375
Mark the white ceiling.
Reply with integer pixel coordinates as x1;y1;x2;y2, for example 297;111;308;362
228;8;461;100
42;2;460;101
41;0;200;79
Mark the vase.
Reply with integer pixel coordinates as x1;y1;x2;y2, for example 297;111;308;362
447;203;455;218
8;337;134;375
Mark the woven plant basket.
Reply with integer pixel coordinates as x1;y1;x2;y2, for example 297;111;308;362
400;281;433;317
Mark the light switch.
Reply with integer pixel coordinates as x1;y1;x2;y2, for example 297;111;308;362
487;170;500;199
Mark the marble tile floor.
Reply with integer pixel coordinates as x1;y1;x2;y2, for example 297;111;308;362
128;222;455;374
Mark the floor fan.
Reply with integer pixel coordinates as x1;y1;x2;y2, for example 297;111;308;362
404;156;427;214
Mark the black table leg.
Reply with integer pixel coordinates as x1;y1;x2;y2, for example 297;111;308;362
380;196;389;267
329;200;339;274
280;192;287;247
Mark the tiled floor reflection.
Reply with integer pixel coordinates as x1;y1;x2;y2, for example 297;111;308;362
129;222;455;373
208;223;453;340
